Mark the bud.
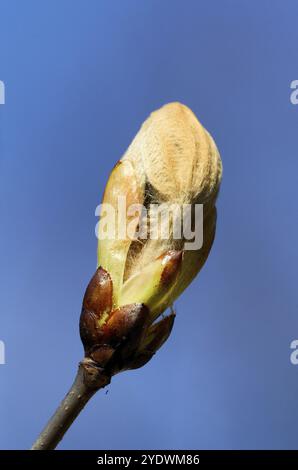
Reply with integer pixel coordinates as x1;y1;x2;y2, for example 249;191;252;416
81;102;222;376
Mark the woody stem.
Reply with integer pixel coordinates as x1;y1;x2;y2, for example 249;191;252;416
31;359;110;450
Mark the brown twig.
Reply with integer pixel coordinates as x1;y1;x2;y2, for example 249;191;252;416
31;359;110;450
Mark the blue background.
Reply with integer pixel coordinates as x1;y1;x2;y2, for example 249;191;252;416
0;0;298;450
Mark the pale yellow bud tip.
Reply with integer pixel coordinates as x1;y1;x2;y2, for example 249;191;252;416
97;102;222;319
